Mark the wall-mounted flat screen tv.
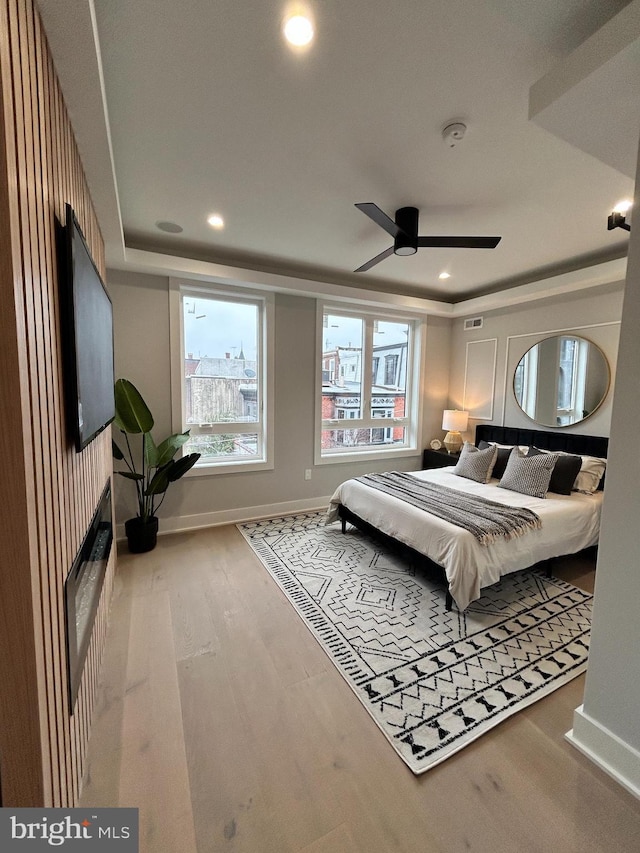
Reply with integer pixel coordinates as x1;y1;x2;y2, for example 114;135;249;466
60;204;115;451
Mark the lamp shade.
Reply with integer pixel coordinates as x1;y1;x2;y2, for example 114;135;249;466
442;410;469;432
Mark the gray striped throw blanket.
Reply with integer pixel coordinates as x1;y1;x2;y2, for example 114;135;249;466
356;472;541;546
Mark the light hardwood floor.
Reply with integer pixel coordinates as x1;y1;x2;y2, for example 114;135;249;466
80;524;640;852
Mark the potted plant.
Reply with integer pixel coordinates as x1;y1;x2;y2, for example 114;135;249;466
112;378;200;553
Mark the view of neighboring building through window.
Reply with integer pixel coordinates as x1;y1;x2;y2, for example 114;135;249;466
178;290;268;466
319;308;420;459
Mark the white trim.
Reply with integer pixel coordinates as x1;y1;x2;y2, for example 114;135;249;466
168;279;183;440
451;258;626;316
117;248;627;317
169;278;275;474
115;495;333;540
500;321;621;426
125;249;448;314
314;301;425;466
566;705;640;801
463;338;497;420
315;447;422;466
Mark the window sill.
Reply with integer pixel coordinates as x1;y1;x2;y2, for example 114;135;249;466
185;457;274;477
315;446;420;466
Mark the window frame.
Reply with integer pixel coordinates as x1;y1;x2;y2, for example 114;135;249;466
169;278;274;476
315;301;424;465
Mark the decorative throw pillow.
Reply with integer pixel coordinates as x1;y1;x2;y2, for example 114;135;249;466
573;455;607;493
478;440;512;479
453;441;497;483
527;447;581;495
498;447;559;498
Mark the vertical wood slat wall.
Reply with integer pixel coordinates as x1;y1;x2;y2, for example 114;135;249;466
0;0;114;806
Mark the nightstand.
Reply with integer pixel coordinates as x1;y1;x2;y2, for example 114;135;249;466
422;448;460;469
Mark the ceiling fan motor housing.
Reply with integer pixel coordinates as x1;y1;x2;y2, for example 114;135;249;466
394;206;418;255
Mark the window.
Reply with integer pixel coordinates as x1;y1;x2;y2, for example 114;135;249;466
170;280;274;473
384;354;398;385
317;304;423;463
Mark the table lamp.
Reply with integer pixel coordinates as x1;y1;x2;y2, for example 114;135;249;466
442;409;468;454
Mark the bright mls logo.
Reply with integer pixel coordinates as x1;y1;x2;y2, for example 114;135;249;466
0;808;138;850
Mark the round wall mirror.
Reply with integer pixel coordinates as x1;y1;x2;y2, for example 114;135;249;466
513;335;610;428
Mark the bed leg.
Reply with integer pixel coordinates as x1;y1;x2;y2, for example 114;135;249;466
341;516;346;534
445;589;453;611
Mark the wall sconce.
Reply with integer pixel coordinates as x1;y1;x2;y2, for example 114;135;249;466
607;211;631;232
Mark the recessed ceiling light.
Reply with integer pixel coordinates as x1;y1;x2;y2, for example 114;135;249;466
283;14;314;46
439;272;451;280
207;214;225;229
613;199;633;213
156;220;183;233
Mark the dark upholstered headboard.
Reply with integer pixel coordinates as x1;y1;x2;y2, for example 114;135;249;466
475;425;608;461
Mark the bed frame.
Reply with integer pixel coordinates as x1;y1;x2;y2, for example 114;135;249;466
338;425;608;610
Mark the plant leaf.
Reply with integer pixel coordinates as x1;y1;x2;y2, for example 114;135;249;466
166;453;201;482
144;467;171;496
155;432;190;467
117;471;145;481
144;432;159;469
114;378;154;434
112;439;124;460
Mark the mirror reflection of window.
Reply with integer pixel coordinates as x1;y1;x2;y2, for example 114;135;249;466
556;336;589;425
515;346;538;419
513;335;609;428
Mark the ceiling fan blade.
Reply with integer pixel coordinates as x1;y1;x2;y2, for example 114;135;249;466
354;245;395;272
417;235;501;249
355;203;401;238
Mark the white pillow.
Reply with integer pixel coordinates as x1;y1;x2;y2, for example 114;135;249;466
573;455;607;494
484;441;529;452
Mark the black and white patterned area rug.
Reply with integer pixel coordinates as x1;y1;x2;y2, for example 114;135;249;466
237;511;592;774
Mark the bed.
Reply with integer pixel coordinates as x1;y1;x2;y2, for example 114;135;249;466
327;425;608;611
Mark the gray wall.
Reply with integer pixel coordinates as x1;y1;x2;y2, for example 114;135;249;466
109;269;623;528
448;284;624;441
568;137;640;795
107;269;451;527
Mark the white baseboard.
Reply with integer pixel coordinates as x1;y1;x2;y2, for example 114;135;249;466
116;495;333;541
566;705;640;800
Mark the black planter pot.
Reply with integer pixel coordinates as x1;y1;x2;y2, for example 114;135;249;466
125;516;159;553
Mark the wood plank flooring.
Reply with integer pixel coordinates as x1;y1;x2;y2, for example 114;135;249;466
80;525;640;852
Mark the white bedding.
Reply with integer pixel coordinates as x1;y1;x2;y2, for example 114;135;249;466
327;466;602;611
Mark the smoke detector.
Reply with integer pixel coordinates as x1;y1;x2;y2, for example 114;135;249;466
442;122;467;148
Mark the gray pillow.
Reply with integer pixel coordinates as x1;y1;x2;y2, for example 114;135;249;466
499;447;559;499
453;442;497;483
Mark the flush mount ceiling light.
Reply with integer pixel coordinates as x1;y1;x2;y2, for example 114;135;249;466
207;213;225;229
439;272;451;280
283;14;314;46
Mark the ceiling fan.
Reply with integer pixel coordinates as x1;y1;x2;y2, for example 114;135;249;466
354;203;501;272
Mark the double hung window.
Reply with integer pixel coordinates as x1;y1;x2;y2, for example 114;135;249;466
170;280;274;473
317;304;423;463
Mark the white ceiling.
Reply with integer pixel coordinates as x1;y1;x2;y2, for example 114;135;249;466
37;0;639;303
